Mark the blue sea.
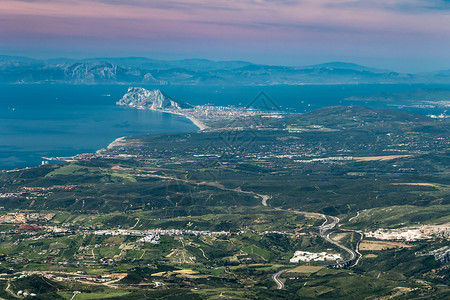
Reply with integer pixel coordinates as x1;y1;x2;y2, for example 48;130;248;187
1;83;448;170
0;84;197;170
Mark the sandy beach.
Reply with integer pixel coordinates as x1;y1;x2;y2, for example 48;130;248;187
164;110;209;131
181;115;208;131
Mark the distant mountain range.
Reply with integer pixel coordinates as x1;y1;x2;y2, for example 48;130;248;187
1;55;449;85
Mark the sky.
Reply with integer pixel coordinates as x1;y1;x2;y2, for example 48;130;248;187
1;0;450;72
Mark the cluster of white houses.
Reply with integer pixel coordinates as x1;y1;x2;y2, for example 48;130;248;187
290;251;342;263
94;229;230;245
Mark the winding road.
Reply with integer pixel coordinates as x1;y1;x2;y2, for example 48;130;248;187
319;215;358;267
272;214;361;289
272;269;288;289
135;173;271;206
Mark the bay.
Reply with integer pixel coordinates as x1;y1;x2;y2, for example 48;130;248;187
1;83;448;170
0;84;197;170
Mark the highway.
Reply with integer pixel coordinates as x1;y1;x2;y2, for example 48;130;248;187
319;215;359;268
271;214;361;289
272;269;288;289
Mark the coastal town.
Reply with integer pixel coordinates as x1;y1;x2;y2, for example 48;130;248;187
116;87;287;132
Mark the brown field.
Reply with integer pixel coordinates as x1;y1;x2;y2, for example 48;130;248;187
173;269;198;275
330;232;351;242
287;266;324;274
353;155;412;162
152;270;198;277
364;254;378;258
359;240;411;251
111;166;132;171
165;250;176;258
248;264;265;267
304;212;323;219
377;287;414;300
392;183;439;188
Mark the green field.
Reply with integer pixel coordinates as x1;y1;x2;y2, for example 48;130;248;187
0;107;448;299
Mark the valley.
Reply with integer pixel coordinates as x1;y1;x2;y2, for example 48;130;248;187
0;104;448;299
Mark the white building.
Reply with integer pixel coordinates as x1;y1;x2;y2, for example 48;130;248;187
290;251;342;263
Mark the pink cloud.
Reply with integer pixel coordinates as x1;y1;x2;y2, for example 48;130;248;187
1;0;449;65
1;0;449;39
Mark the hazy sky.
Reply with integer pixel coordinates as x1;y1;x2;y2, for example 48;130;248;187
1;0;450;72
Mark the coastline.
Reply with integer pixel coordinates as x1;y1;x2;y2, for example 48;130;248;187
1;109;205;172
103;110;208;151
106;136;127;149
167;110;208;131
